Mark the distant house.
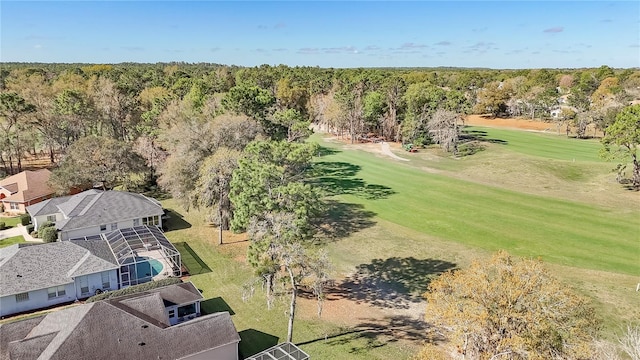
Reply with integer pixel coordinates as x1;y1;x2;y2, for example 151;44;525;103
0;169;54;214
0;282;241;360
27;189;164;241
0;242;118;317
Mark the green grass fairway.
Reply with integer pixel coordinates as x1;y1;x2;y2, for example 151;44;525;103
312;135;639;276
0;235;26;248
464;126;606;162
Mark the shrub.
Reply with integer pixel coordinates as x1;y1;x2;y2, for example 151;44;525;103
0;222;5;230
26;224;35;233
20;214;31;226
39;221;55;229
37;221;55;238
40;226;58;243
86;278;183;303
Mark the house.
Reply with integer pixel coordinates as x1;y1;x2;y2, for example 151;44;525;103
0;283;241;360
0;241;119;318
27;189;164;241
0;169;54;214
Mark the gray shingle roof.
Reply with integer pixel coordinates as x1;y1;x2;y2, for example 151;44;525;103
59;190;163;231
68;239;117;265
0;242;118;297
1;284;240;360
26;196;71;217
0;316;45;360
27;190;164;232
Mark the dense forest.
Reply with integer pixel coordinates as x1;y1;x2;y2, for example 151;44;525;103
1;63;638;176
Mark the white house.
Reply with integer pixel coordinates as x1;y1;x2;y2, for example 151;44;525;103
27;189;164;241
0;242;118;317
0;282;241;360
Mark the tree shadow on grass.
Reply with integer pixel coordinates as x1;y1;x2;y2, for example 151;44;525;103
461;127;508;144
316;145;341;157
313;200;377;243
162;208;192;231
309;161;395;200
297;316;443;354
330;257;457;309
239;329;279;359
200;297;235;315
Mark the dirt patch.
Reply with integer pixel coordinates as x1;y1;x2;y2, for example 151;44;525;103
466;114;558;131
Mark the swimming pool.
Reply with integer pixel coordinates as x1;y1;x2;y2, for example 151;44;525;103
123;257;164;281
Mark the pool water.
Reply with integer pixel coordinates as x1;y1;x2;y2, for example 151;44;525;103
124;258;164;281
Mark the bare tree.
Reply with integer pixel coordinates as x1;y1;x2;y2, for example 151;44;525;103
427;109;462;154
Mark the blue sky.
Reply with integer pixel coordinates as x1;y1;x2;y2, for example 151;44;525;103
1;1;638;68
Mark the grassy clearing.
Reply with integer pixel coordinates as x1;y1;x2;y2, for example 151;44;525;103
463;126;606;162
0;235;25;248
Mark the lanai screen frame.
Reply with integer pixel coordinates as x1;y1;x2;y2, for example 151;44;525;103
246;342;310;360
103;226;182;287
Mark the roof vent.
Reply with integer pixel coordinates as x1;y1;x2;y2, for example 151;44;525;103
16;274;22;278
138;342;146;346
141;325;149;329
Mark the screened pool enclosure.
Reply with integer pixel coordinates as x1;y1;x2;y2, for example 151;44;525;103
71;226;181;288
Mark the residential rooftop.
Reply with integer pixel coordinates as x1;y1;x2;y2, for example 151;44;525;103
0;283;240;360
27;190;163;231
0;242;118;297
0;169;53;203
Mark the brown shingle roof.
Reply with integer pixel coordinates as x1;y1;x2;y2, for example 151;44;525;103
0;284;240;360
0;170;53;203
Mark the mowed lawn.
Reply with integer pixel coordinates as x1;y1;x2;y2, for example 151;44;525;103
463;126;607;162
0;235;26;248
312;133;639;276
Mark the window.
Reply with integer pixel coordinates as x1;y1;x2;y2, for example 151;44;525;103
168;309;175;318
100;225;107;232
78;276;89;295
46;215;56;222
142;216;159;226
178;303;197;317
10;202;19;210
133;218;140;226
48;285;66;299
15;292;29;302
110;223;118;231
101;272;110;289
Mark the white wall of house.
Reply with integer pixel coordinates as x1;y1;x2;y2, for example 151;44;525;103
73;269;118;299
179;343;239;360
0;283;75;318
33;213;62;231
60;215;163;241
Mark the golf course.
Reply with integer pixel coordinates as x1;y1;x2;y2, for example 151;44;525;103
155;124;639;359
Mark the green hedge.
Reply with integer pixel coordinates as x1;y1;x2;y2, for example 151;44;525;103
0;222;5;230
20;214;31;226
86;278;183;303
26;224;35;233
